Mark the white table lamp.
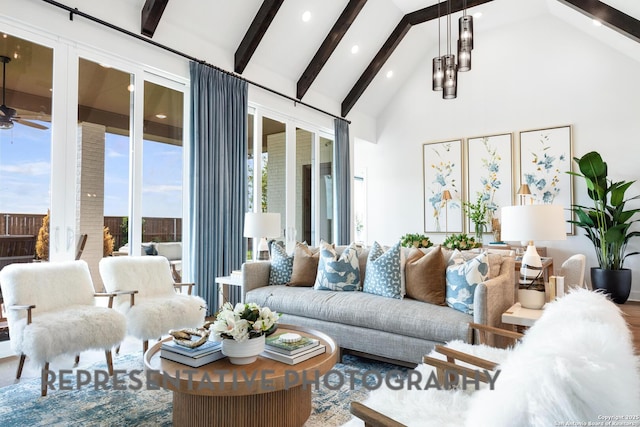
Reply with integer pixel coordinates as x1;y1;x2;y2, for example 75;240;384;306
501;204;566;309
244;212;281;260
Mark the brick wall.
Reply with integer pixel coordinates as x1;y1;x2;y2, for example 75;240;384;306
76;122;106;291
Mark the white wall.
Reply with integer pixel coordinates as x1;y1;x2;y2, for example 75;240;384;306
358;14;640;300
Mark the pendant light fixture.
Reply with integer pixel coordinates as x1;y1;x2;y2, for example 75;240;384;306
442;0;457;99
457;0;473;72
432;1;443;91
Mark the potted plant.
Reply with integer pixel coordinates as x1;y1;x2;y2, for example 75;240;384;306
210;302;280;364
463;195;488;242
568;151;640;303
442;233;481;251
400;233;433;249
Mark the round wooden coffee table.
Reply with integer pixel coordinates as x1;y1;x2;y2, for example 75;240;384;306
144;324;338;427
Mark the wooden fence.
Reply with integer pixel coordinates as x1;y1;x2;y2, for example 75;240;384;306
0;213;182;250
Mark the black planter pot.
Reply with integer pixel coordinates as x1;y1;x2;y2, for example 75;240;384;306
590;267;632;304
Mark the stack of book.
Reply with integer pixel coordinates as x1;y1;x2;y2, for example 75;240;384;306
261;333;325;365
160;338;224;367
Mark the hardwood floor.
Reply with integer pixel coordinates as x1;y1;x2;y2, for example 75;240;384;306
620;300;640;355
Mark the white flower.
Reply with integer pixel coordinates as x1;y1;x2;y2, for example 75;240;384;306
210;302;280;342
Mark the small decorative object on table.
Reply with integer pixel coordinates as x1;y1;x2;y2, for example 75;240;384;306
442;233;481;250
210;302;280;365
400;233;433;249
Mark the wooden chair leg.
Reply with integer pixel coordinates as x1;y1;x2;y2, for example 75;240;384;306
143;340;149;353
16;354;26;379
75;354;80;365
105;350;114;376
41;362;49;397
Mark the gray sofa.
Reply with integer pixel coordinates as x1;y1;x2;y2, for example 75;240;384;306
242;247;515;365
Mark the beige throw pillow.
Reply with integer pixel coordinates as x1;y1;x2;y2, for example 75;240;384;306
288;242;321;287
405;245;446;305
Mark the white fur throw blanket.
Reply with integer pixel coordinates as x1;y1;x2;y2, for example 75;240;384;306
345;289;640;427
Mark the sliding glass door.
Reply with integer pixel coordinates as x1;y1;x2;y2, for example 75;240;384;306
247;108;335;256
0;33;52;263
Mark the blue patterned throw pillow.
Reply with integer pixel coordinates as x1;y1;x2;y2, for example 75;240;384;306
363;241;403;299
313;242;361;291
268;243;293;286
445;251;489;314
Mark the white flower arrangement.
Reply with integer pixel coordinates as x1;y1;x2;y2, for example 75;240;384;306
211;302;280;343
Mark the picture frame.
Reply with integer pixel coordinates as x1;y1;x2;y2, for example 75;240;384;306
466;133;514;235
423;139;463;233
519;125;573;234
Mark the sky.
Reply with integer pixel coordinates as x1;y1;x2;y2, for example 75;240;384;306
0;121;183;218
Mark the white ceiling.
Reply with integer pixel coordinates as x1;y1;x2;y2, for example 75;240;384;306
20;0;640;120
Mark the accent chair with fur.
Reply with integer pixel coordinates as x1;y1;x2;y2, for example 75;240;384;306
348;288;640;427
0;260;127;396
98;256;206;352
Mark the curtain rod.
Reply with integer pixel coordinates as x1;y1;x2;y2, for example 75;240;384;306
40;0;351;124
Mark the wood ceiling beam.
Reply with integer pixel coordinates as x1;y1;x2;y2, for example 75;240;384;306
341;0;494;117
557;0;640;43
141;0;169;38
235;0;285;74
296;0;368;100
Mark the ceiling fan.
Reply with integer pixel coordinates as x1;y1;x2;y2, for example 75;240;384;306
0;55;49;130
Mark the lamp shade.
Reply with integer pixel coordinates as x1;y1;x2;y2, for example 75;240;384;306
501;205;566;242
243;212;281;239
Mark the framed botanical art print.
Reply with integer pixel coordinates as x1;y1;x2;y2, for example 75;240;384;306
519;125;573;234
466;133;513;234
423;139;463;233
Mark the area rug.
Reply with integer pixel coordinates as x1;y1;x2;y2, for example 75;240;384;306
0;352;406;426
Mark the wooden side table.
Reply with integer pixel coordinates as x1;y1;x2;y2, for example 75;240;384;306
215;274;243;306
502;302;544;332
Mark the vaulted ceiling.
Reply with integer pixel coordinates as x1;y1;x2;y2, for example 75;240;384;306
15;0;640;122
141;0;640;119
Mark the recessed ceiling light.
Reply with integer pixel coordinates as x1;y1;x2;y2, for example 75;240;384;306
386;70;393;79
127;84;134;92
592;19;602;27
302;11;311;22
351;45;359;54
155;113;167;119
473;12;483;19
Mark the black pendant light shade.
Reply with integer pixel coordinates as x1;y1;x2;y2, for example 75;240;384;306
442;54;457;99
432;57;444;91
457;39;471;72
459;15;474;50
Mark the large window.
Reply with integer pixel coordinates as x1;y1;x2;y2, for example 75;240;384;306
247;110;335;257
0;33;52;262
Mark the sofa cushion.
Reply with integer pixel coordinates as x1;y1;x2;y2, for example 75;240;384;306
288;242;320;287
446;251;489;315
269;244;293;286
363;241;404;299
405;246;446;305
246;285;471;343
314;241;361;291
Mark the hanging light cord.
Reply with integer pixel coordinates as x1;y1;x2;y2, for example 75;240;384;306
437;1;441;57
446;0;451;56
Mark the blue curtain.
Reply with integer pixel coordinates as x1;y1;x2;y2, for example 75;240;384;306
189;63;247;314
334;118;351;245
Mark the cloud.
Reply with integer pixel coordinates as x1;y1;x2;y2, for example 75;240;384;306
0;161;50;176
107;148;126;158
143;184;182;194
